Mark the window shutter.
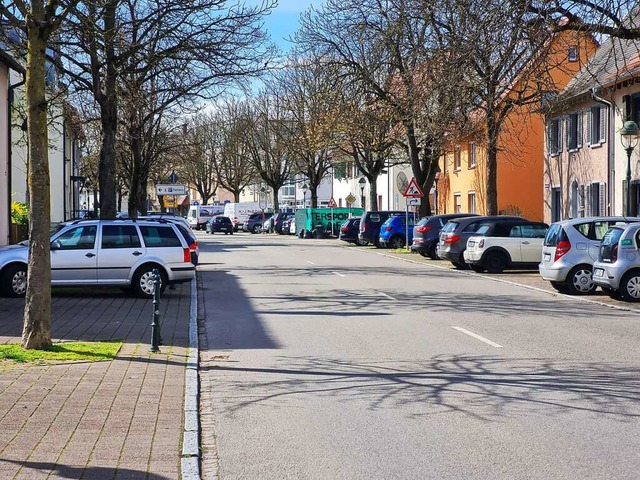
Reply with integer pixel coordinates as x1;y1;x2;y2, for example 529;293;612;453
599;106;606;143
577;112;583;148
599;182;606;216
586;109;592;146
558;118;563;152
565;116;571;150
585;184;591;216
623;95;632;120
578;184;585;217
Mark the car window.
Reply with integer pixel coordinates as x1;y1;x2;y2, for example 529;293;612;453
56;226;97;250
519;224;547;238
176;225;196;245
463;221;488;233
602;228;624;246
593;221;613;241
442;221;459;233
139;226;182;247
509;226;522;237
101;225;141;249
573;222;591;239
369;214;381;223
476;224;491;235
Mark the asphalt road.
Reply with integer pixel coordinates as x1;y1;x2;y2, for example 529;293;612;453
197;231;640;480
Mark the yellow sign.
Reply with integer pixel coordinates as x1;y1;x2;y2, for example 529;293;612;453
346;194;356;205
163;195;176;207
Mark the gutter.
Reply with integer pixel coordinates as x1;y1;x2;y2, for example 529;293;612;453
591;87;615;215
8;68;26;244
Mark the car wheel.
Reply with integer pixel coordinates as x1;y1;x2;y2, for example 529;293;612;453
470;265;485;273
252;224;262;234
1;263;27;297
600;286;618;298
418;251;429;258
484;251;507;274
230;230;233;235
456;252;470;270
619;270;640;302
566;265;596;295
550;281;568;293
356;237;369;246
132;265;167;299
427;243;438;260
389;236;405;249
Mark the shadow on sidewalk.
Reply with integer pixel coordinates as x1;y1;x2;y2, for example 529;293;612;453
0;459;171;479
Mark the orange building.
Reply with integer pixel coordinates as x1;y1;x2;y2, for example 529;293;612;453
438;30;599;222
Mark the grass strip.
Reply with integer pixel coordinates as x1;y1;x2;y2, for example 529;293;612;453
0;340;123;364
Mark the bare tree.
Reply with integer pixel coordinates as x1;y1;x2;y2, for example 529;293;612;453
0;0;82;349
177;118;218;205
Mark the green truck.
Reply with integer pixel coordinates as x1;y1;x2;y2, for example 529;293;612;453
294;208;364;237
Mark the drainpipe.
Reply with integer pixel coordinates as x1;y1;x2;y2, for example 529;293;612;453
8;70;26;244
591;87;615;215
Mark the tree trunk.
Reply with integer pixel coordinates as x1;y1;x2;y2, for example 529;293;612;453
22;23;52;350
486;112;499;215
368;178;378;211
234;191;240;202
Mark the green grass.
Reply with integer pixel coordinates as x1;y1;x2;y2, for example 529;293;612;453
0;340;123;364
391;248;413;254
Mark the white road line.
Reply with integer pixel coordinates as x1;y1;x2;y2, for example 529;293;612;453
452;326;503;348
378;291;397;301
332;271;346;278
306;261;316;265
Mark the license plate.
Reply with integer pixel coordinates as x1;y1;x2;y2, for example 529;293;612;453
468;241;474;247
543;253;551;261
594;268;604;277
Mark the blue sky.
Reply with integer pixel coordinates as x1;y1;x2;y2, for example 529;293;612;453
256;0;318;51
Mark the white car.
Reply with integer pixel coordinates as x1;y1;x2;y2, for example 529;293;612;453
464;222;548;273
0;219;195;298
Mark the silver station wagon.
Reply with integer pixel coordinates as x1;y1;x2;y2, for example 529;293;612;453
0;219;195;298
593;224;640;302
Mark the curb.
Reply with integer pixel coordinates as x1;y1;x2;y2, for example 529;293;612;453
181;278;201;479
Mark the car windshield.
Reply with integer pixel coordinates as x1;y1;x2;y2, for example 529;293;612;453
544;224;564;246
442;222;458;233
601;228;623;246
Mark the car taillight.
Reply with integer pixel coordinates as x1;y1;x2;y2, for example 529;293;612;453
189;241;197;252
341;226;348;232
183;248;191;263
362;223;366;232
233;217;238;225
385;226;392;232
444;235;461;245
416;225;432;234
478;239;484;248
612;244;618;261
554;240;571;261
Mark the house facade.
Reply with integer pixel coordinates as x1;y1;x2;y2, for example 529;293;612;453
439;29;598;222
543;28;640;222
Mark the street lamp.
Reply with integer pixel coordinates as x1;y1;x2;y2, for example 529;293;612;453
359;177;367;210
301;183;308;207
620;120;640;216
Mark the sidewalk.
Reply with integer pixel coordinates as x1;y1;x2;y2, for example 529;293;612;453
0;283;192;480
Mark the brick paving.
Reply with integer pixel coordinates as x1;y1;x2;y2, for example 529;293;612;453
0;283;192;480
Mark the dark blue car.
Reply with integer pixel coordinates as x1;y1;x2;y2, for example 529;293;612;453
378;214;419;249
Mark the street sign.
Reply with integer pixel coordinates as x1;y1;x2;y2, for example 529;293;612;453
403;177;424;198
406;197;421;206
168;172;179;184
192;201;200;206
156;184;187;195
346;194;356;205
328;197;337;208
163;195;176;207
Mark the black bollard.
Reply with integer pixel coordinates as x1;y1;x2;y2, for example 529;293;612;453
150;269;161;352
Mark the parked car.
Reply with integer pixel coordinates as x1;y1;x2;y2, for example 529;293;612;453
135;216;198;265
437;216;525;269
378;214;419;249
339;217;366;245
591;224;640;301
0;219;195;298
273;213;292;234
262;216;275;233
539;216;640;294
288;217;297;235
463;221;548;273
206;215;234;235
411;214;478;259
358;210;405;247
244;212;273;233
281;219;292;235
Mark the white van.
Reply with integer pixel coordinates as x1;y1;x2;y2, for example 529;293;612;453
223;202;270;231
187;205;224;230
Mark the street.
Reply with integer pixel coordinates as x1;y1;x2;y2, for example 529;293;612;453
197;231;640;480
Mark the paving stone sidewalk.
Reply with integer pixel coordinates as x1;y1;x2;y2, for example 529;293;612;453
0;283;192;480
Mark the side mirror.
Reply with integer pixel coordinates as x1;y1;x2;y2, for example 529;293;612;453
50;240;62;250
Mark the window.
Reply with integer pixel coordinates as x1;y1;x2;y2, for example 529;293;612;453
469;142;476;168
551;188;561;222
568;46;578;62
587;105;606;146
509;225;522;237
281;182;295;197
566;112;582;151
101;225;141;249
454;193;462;213
468;191;476;213
520;224;548;238
548;118;562;155
454;146;461;171
55;226;97;250
139;226;182;247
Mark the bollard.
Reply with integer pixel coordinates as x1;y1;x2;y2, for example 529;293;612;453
150;268;161;352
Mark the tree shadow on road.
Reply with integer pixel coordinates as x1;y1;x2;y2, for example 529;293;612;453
203;354;640;421
0;459;171;479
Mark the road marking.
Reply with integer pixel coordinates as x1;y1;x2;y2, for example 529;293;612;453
378;291;397;301
332;271;346;278
452;326;503;348
306;261;316;265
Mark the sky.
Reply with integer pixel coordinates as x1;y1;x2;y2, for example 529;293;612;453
257;0;317;51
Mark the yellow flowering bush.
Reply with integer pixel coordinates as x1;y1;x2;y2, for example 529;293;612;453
11;202;29;225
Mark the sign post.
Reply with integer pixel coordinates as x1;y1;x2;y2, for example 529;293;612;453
345;193;356;219
328;197;337;236
402;177;424;250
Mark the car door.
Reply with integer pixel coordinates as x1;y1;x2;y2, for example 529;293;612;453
97;224;145;284
50;225;98;284
519;224;547;262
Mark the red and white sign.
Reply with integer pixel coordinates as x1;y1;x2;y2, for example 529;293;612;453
403;177;424;197
328;197;337;208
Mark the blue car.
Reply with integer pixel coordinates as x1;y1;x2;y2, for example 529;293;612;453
378;214;418;249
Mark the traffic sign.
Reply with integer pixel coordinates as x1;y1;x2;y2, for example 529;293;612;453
328;197;337;208
345;194;356;205
156;184;187;195
168;172;179;184
406;197;421;206
403;177;424;197
163;195;176;207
